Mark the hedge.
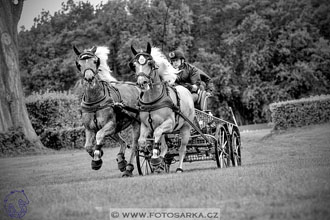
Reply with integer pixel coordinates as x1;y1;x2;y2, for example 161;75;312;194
25;91;82;135
0;91;133;156
40;126;131;150
0;127;38;156
269;94;330;130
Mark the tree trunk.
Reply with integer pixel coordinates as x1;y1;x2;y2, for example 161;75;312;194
0;0;44;149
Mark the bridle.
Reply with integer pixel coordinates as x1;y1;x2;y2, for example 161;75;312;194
130;52;161;87
76;51;101;81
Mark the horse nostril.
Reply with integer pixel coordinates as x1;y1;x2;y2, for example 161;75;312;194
84;70;95;81
85;76;93;81
88;76;95;82
137;77;144;85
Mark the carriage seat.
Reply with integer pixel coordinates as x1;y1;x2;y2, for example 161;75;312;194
195;90;210;111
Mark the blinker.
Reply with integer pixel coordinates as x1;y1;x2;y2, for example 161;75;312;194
138;55;147;65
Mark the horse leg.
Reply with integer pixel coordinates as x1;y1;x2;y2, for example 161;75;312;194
122;121;140;177
84;129;104;170
151;119;173;171
111;133;128;172
84;129;95;158
176;124;191;173
92;120;116;170
138;122;151;152
153;135;168;173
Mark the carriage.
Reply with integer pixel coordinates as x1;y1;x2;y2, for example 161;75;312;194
135;93;242;175
74;43;241;177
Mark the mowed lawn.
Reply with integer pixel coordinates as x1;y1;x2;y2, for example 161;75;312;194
0;123;330;220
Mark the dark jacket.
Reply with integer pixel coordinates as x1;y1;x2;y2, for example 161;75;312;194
175;62;201;92
198;69;215;93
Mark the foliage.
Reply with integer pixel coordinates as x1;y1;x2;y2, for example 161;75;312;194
40;126;131;150
25;91;81;135
18;0;330;124
270;94;330;130
40;127;85;150
24;91;132;149
0;127;36;156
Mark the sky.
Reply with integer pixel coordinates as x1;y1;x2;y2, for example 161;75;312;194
18;0;105;30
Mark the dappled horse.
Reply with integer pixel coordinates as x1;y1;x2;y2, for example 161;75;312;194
130;43;195;172
73;45;140;177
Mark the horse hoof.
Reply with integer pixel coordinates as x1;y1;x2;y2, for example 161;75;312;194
176;168;183;173
91;159;103;170
116;153;127;172
122;170;133;177
154;166;164;173
151;158;164;173
150;156;163;166
122;164;134;177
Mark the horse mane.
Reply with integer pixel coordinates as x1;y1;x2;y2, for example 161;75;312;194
151;47;179;85
94;46;117;82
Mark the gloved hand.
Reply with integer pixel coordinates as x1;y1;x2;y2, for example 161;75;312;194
206;91;213;96
191;84;198;92
184;84;192;91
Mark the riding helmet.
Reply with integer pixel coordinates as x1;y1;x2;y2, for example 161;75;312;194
169;50;185;60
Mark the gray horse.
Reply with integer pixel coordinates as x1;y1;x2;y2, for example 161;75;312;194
74;45;140;177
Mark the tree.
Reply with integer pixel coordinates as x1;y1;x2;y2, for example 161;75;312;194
14;0;330;124
0;0;43;148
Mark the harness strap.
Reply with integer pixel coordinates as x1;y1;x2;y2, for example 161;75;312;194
94;114;100;131
173;109;212;145
115;103;140;114
138;83;182;133
81;81;117;113
169;86;181;131
138;84;174;111
109;81;137;86
113;102;141;123
148;112;154;132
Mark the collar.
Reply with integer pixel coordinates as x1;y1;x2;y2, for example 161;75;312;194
81;82;121;113
138;83;175;112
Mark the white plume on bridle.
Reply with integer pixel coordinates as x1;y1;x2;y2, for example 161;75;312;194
94;46;117;82
151;47;179;85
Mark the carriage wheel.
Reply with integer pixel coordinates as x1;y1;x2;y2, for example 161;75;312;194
231;129;242;166
214;124;230;168
136;148;154;175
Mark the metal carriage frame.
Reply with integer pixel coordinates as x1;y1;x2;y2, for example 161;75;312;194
135;94;242;175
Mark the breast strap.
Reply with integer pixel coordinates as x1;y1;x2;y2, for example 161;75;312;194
138;83;181;131
138;84;178;112
81;82;121;113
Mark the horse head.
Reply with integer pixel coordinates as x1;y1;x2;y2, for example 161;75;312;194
73;45;101;85
130;42;158;91
73;45;112;104
130;43;179;91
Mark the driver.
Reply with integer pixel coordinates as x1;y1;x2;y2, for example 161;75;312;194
168;50;201;103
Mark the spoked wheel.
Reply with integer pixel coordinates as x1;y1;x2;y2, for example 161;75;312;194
231;128;242;166
215;124;230;168
136;147;154;175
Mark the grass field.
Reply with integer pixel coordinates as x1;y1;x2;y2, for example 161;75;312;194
0;123;330;220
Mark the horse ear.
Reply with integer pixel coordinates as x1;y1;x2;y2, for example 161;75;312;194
91;46;97;54
131;45;138;56
73;45;81;56
146;42;151;54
